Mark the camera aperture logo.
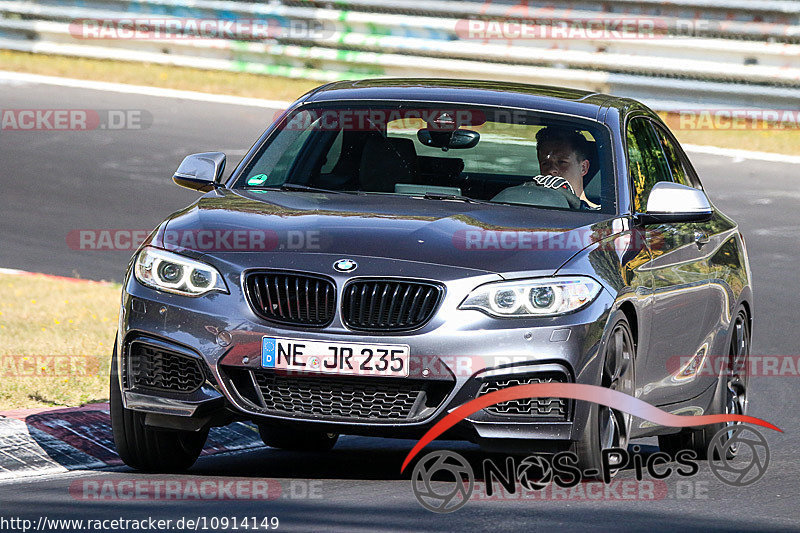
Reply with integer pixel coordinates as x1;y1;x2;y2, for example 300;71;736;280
411;451;474;513
708;425;770;487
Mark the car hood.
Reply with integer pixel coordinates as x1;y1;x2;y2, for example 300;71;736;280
159;189;619;276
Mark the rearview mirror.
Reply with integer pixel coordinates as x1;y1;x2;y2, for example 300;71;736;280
637;182;713;224
172;152;226;192
417;128;480;150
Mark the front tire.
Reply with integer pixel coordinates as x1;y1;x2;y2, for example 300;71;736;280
574;311;636;477
110;341;208;471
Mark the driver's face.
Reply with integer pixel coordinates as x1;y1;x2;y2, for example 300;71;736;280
537;141;589;188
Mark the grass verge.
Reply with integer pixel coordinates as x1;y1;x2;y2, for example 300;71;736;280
1;50;798;155
0;273;120;409
660;113;800;156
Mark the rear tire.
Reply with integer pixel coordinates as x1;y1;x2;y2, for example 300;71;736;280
658;308;750;460
110;341;208;471
257;425;339;451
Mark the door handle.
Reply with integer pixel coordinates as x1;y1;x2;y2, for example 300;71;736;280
694;231;710;247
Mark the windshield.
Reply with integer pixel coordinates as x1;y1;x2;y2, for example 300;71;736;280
235;103;616;213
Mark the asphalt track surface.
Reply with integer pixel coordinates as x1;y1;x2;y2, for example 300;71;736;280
1;79;799;531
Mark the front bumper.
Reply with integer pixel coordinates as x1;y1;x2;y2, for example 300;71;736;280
117;254;615;448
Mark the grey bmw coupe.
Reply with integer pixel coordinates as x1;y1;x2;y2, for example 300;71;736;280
111;79;752;473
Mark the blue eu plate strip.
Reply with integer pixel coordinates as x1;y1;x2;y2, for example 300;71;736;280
262;337;276;368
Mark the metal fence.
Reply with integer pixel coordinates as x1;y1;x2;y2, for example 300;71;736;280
1;0;799;110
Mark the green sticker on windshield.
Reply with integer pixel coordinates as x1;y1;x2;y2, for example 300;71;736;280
247;173;269;186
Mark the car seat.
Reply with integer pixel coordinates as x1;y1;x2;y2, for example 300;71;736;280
359;137;418;192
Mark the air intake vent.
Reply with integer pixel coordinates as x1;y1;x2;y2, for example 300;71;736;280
342;280;442;331
231;370;451;422
128;342;205;393
477;374;569;420
254;372;420;420
245;271;335;326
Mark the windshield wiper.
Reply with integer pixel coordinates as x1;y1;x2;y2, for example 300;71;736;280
249;184;354;194
279;184;337;193
420;192;492;204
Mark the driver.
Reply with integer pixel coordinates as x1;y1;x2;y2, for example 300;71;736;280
526;127;600;210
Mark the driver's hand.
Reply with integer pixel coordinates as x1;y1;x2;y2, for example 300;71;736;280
525;175;580;209
525;174;575;194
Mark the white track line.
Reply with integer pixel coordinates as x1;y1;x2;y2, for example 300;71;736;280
682;143;800;165
0;70;291;109
0;267;114;284
1;70;796;164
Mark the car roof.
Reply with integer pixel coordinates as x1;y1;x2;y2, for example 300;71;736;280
299;78;644;122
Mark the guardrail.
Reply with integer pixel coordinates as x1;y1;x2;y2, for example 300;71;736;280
9;0;800;42
298;0;800;22
4;2;798;85
280;0;800;41
1;0;799;112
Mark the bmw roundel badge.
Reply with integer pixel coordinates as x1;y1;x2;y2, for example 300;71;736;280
333;259;357;272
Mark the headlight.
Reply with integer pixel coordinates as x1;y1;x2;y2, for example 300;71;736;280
134;246;228;296
459;276;601;317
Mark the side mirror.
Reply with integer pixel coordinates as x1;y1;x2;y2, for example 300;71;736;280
637;182;713;224
172;152;226;192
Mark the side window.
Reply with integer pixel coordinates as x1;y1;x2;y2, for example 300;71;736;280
242;110;316;186
652;124;697;189
627;117;671;213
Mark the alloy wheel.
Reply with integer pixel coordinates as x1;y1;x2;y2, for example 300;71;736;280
724;310;750;455
600;322;635;467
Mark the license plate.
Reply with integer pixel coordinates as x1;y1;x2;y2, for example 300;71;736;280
261;336;410;378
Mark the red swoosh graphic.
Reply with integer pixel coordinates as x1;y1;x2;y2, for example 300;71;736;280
400;383;781;473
